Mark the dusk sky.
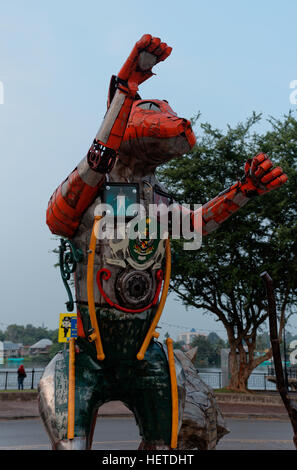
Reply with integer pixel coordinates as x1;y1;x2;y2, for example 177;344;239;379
1;0;297;340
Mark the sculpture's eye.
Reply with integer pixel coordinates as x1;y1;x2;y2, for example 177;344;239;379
136;102;160;111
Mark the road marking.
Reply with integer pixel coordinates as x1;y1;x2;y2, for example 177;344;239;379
0;438;293;450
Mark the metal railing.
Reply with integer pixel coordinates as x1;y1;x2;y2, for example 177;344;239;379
0;369;45;390
247;372;276;391
268;367;297;378
0;368;280;391
199;371;276;391
199;372;222;389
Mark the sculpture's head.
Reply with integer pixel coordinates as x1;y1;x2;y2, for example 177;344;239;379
119;99;196;169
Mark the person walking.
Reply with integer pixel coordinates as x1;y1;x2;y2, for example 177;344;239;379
17;364;26;390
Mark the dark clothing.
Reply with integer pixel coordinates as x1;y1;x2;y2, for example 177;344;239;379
17;366;26;390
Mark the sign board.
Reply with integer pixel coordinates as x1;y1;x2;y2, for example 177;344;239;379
70;317;77;338
58;314;77;343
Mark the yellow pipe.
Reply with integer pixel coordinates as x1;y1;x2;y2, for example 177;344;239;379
87;215;105;361
67;338;75;440
166;337;179;449
137;237;171;361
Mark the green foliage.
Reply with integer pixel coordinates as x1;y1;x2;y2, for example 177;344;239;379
190;336;215;366
158;112;297;386
256;331;271;352
191;333;227;367
48;342;63;359
2;324;59;346
158;112;297;335
171;340;185;350
166;331;227;366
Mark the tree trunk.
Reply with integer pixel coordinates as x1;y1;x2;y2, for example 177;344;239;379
227;343;248;391
226;331;273;392
226;294;290;392
227;353;253;392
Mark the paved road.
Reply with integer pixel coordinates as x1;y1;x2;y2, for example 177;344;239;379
0;417;295;450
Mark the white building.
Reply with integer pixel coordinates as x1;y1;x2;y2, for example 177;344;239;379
177;329;206;345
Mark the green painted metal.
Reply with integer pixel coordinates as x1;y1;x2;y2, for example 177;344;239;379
128;218;160;265
54;339;172;444
52;305;173;444
58;239;83;312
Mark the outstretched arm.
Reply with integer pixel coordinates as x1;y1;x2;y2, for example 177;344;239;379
46;35;172;238
190;153;288;236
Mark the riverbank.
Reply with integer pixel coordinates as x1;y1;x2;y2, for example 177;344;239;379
0;390;292;421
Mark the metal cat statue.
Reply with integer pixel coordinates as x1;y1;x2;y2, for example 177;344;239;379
40;35;287;450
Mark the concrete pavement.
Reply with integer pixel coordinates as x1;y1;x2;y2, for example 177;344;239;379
0;391;291;421
0;396;133;420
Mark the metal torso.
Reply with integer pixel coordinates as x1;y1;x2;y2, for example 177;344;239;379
73;160;169;318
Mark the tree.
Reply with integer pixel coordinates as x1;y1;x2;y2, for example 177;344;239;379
256;331;271;353
163;331;185;350
188;333;227;367
48;342;63;359
3;324;59;346
190;335;216;366
207;332;225;348
158;112;297;391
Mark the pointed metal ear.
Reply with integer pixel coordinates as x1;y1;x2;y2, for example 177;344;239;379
185;346;198;364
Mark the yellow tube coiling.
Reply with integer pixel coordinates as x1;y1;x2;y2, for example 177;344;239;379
166;337;179;449
137;237;171;361
87;215;105;361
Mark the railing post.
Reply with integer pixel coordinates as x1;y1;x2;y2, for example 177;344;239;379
5;371;8;390
31;368;35;390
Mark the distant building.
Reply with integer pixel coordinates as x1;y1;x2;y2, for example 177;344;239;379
177;328;206;345
20;345;31;357
3;341;23;358
29;338;53;355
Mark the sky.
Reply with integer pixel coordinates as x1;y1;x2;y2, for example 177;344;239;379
0;0;297;341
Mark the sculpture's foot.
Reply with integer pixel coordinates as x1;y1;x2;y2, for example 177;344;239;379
38;352;98;451
173;349;230;450
138;441;171;450
53;437;89;450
